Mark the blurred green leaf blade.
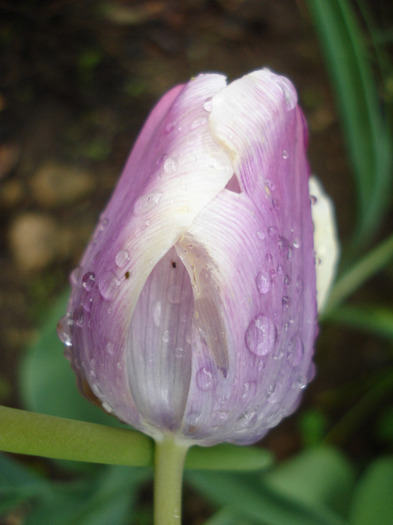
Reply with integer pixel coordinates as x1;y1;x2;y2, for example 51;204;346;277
306;0;392;248
349;456;393;525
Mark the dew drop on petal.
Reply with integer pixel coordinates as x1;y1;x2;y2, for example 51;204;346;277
73;305;85;327
82;294;93;312
69;266;81;287
293;375;307;390
293;238;301;249
98;271;121;300
191;117;207;130
164;157;177;173
196;367;214;391
287;334;304;367
268;226;277;238
165;121;176;133
256;271;272;294
245;314;277;356
162;330;170;344
57;313;74;347
256;230;265;240
106;341;114;355
282;150;289;159
82;271;95;291
134;191;163;214
282;296;290;310
115;249;130;268
175;347;184;358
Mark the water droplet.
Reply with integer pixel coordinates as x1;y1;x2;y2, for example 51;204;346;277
295;277;304;295
278;236;289;257
293;375;307;390
315;256;322;266
282;150;289;159
165;121;176;133
216;410;229;421
203;97;213;112
106;341;114;355
310;195;317;205
277;264;283;275
265;253;273;263
293;238;301;249
256;271;272;294
272;198;279;210
256;230;265;240
282;296;290;310
153;301;162;327
287;334;304;367
115;249;130;268
265;179;276;191
191;117;207;129
276;77;297;111
102;401;114;414
167;284;182;304
82;271;95;291
82;294;93;312
196;367;214;391
266;383;275;399
245;314;277;356
164;157;177;173
175;347;184;358
98;271;121;300
69;266;81;287
284;274;291;286
73;305;85;327
134;191;163;214
268;226;277;238
57;313;74;346
162;330;170;344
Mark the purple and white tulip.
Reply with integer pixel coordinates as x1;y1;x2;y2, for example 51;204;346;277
58;69;322;446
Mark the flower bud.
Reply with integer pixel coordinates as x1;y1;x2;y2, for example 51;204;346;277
58;69;324;446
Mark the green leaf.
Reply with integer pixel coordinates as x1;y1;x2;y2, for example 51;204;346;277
186;443;273;471
0;453;49;514
24;466;149;525
186;467;349;525
19;291;122;426
264;447;355;517
350;456;393;525
329;304;393;342
306;0;392;249
205;507;255;525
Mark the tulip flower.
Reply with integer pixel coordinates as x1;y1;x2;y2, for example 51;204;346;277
57;68;339;523
58;68;326;445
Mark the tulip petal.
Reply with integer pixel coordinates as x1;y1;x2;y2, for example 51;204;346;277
309;177;340;312
176;70;317;445
126;246;193;434
66;73;234;435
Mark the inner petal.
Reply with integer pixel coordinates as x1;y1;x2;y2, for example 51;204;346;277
126;246;194;433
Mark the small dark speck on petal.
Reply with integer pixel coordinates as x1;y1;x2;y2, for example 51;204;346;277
171;261;177;268
125;271;130;279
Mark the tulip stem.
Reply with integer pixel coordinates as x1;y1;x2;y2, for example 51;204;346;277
154;435;189;525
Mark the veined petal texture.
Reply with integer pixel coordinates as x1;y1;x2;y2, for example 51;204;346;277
59;69;319;445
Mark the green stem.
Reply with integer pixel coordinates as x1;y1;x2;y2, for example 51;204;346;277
154;435;189;525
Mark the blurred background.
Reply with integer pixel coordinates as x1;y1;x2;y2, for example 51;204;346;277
0;1;392;524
